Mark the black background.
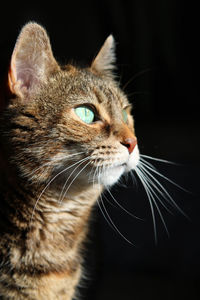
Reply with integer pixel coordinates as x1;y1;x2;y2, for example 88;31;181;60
0;1;200;299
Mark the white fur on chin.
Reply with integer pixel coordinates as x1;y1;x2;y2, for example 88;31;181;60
99;144;140;187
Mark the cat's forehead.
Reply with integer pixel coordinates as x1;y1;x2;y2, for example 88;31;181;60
60;66;130;109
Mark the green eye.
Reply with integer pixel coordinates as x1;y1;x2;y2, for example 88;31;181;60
122;109;128;123
75;106;95;124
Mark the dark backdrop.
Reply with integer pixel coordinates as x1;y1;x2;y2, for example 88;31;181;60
0;1;200;299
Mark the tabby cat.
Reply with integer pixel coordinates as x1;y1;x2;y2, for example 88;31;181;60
0;23;139;299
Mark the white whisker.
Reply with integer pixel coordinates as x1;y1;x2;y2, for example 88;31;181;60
95;179;120;237
58;156;91;203
99;194;135;246
136;167;170;238
106;188;144;221
29;161;52;177
129;170;139;188
59;160;91;204
140;160;190;194
95;163;135;246
89;158;103;184
97;196;114;235
140;157;157;171
140;154;179;165
30;156;90;222
29;151;86;180
139;162;189;219
135;168;158;244
137;166;174;215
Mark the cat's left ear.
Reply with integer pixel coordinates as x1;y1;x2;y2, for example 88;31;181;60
8;22;60;99
91;35;116;78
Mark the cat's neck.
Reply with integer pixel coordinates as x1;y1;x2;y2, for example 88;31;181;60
0;169;102;266
0;148;102;275
0;166;102;225
0;171;102;298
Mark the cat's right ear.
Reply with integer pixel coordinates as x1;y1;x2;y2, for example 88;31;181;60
91;35;116;78
8;22;60;100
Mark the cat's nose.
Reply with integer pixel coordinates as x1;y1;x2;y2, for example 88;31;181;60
121;137;137;154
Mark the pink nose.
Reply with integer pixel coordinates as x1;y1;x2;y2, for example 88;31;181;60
121;137;137;154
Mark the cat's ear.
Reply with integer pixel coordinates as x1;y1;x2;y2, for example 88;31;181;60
91;35;116;78
8;22;60;99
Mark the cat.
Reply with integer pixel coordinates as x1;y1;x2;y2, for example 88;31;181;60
0;22;139;299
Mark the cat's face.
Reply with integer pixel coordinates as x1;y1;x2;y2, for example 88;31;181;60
3;23;139;191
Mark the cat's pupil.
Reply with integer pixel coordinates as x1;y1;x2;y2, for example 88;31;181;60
75;106;95;124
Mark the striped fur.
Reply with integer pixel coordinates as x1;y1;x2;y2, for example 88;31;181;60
0;23;139;299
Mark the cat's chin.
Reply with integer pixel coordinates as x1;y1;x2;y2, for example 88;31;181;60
98;165;126;187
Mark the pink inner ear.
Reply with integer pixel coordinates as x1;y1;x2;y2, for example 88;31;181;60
17;66;39;91
8;57;41;97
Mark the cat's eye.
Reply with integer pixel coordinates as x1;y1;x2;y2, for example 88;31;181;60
75;106;95;124
122;109;128;123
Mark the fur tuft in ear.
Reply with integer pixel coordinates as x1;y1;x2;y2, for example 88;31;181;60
91;35;116;77
8;22;60;99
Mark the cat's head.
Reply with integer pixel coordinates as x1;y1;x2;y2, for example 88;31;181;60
2;22;139;190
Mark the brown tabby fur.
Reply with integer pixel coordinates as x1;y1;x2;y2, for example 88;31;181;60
0;23;138;299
